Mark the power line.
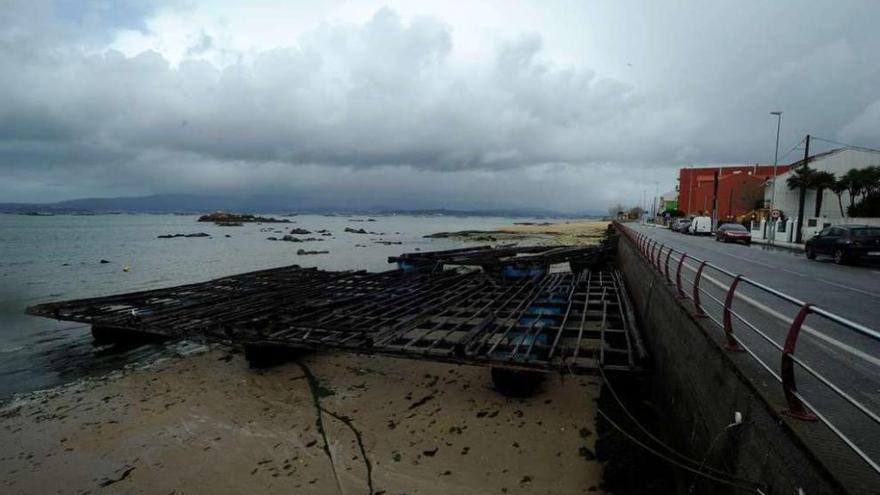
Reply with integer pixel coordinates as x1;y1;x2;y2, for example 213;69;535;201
597;366;736;480
777;136;807;164
597;366;767;492
595;408;765;492
810;136;880;154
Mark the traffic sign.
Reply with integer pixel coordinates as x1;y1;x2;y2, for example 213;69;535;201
771;209;781;220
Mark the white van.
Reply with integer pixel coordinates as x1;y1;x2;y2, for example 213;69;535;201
688;216;712;235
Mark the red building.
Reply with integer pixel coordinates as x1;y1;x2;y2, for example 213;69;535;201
677;164;791;218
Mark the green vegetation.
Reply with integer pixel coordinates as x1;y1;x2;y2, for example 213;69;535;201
786;164;880;218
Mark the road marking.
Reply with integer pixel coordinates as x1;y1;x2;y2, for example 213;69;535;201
818;280;880;298
712;250;777;269
780;268;806;277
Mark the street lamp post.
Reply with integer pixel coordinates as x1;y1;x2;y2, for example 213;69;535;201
769;111;783;242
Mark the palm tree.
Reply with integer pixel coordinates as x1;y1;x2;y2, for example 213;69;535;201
785;166;814;190
864;166;880;196
840;168;865;209
787;165;814;232
810;171;836;217
831;178;848;217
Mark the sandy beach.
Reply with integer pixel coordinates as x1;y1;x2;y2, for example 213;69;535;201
424;220;610;245
502;221;610;245
0;346;604;494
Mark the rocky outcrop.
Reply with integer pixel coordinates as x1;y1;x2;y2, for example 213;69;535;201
344;227;371;234
296;249;329;255
157;233;211;239
197;211;291;224
267;236;324;242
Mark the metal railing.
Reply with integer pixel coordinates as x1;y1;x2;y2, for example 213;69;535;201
615;222;880;475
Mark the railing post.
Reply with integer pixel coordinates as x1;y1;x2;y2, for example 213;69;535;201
675;253;687;299
692;261;708;316
664;248;673;283
722;275;745;352
781;304;818;421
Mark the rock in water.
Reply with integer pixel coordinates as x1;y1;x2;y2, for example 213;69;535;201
296;249;329;255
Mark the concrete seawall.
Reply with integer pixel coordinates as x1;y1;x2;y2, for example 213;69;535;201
614;225;862;494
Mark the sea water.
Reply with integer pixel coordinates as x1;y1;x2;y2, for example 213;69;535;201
0;213;552;400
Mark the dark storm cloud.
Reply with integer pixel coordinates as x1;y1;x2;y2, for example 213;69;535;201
1;1;879;210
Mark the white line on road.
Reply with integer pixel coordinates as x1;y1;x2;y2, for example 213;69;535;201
780;268;806;277
819;280;880;298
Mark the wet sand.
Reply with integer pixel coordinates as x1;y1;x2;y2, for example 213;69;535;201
0;347;603;494
425;220;609;245
502;221;609;245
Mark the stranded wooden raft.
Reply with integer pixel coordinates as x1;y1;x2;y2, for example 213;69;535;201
27;243;645;375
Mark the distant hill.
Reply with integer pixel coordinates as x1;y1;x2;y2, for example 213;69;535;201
0;194;599;218
0;194;305;214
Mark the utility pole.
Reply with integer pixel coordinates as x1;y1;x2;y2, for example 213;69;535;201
711;168;719;231
642;190;646;223
769;111;783;242
727;189;733;221
795;134;810;243
653;181;659;221
687;166;693;215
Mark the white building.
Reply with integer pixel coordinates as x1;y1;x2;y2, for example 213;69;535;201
764;148;880;222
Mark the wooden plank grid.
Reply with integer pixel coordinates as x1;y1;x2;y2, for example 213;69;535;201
28;247;640;374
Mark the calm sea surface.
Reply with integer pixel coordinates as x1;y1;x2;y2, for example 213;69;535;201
0;213;554;400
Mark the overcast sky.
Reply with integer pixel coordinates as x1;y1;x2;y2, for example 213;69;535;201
2;0;879;212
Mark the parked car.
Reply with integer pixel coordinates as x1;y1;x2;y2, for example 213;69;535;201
805;225;880;264
688;216;712;235
671;218;692;232
715;223;751;245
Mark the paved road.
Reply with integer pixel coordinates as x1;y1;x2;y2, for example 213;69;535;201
630;224;880;327
627;223;880;475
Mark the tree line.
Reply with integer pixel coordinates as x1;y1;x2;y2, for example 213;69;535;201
786;165;880;218
607;203;645;220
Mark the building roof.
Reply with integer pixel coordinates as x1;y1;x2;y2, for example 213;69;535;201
785;148;844;168
766;147;880;184
681;164;771;171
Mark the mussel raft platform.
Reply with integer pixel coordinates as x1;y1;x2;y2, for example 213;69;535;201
27;240;646;375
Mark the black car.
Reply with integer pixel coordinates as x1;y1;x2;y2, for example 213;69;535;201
805;225;880;264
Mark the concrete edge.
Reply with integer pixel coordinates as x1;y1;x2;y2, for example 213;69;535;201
613;224;870;494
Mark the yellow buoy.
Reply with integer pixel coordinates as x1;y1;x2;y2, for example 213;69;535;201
123;265;130;272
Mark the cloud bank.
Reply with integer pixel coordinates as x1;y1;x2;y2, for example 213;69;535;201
1;1;879;211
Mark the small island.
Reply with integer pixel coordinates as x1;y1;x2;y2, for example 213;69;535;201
197;211;291;225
